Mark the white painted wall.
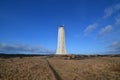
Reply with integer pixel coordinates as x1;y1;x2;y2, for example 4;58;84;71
56;26;66;55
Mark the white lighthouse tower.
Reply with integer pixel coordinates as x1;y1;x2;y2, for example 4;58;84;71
56;25;67;55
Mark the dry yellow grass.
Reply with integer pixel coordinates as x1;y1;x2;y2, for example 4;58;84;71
48;57;120;80
0;57;56;80
0;56;120;80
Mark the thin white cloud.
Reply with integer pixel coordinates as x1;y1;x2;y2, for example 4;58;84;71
103;3;120;18
84;23;98;35
114;3;120;10
98;25;113;37
103;7;113;18
115;18;120;25
110;41;120;48
107;41;120;54
115;15;120;25
0;43;52;54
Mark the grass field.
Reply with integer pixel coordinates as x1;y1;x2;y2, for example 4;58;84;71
0;56;120;80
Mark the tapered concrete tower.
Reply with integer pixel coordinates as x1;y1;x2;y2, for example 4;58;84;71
56;25;66;55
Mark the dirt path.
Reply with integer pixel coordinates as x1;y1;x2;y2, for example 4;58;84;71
46;59;62;80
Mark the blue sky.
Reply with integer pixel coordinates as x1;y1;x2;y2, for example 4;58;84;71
0;0;120;54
